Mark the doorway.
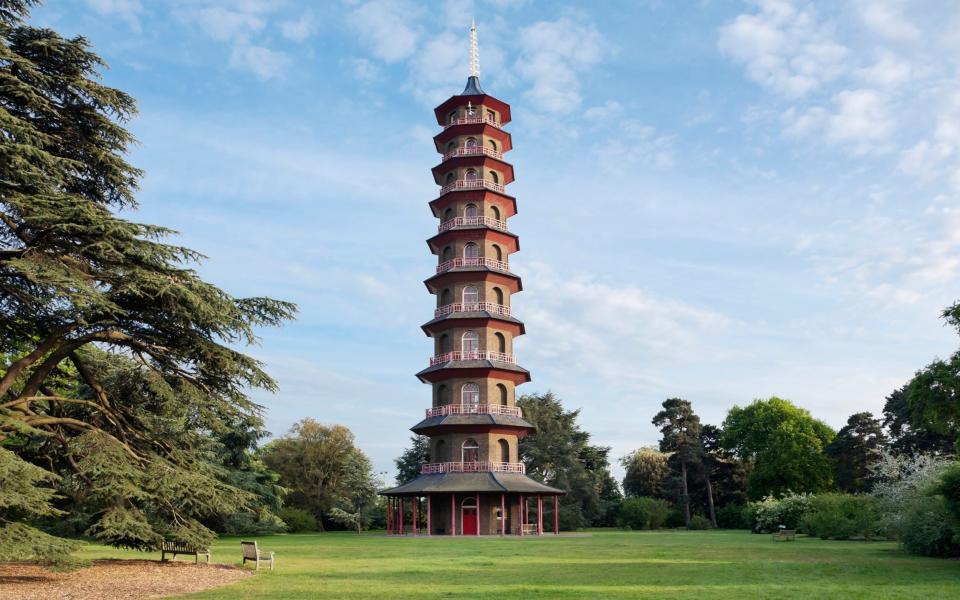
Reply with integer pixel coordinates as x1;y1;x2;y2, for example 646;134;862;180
461;497;478;535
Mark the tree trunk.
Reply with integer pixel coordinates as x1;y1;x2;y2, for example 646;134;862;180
680;459;690;526
705;474;717;528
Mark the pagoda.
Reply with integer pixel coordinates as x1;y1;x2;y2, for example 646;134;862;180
380;22;563;536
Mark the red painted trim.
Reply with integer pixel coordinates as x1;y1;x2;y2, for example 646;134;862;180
427;228;519;255
421;317;525;338
427;495;432;536
412;424;534;437
451;494;456;536
501;493;506;536
476;493;480;536
554;496;559;535
424;268;522;295
430;190;517;219
416;366;530;386
433;95;512;126
538;495;543;535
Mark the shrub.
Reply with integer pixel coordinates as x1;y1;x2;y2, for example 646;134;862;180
716;503;750;529
938;462;960;522
899;495;960;558
617;497;670;530
801;494;879;540
665;508;686;528
221;510;287;536
278;507;318;533
687;515;711;530
750;493;813;533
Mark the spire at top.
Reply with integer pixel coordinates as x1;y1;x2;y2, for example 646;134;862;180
462;19;484;95
469;18;480;78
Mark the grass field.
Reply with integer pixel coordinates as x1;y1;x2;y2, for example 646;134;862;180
75;530;960;599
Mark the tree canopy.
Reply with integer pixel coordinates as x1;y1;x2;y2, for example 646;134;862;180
0;0;294;559
826;412;886;493
721;397;835;499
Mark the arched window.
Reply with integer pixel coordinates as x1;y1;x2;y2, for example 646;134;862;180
489;139;498;152
463;243;479;259
462;382;479;408
448;110;457;124
443;207;453;221
437;384;450;406
489;171;499;184
486;109;496;122
462;330;479;355
465;168;478;181
490;205;501;220
494;287;504;305
495;332;506;353
496;383;508;406
498;439;510;462
462;438;479;462
465;137;477;148
462;285;478;304
445;172;455;184
439;333;451;353
435;439;447;462
440;288;452;305
446;141;455;152
493;245;503;261
442;246;454;261
464;204;478;218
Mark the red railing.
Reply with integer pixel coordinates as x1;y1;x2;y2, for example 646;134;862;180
439;179;505;195
442;146;504;161
443;116;501;130
436;257;509;274
420;461;525;474
425;403;523;418
429;351;515;366
438;216;508;233
434;302;511;318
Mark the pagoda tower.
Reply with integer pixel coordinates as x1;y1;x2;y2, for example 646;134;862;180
381;22;563;536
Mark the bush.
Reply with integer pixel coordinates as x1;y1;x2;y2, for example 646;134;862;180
716;503;750;529
801;494;879;540
665;508;686;528
750;493;813;533
899;495;960;558
617;497;670;530
687;515;711;530
938;462;960;522
221;510;287;536
278;507;317;533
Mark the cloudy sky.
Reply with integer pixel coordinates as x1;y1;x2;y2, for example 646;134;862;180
34;0;960;480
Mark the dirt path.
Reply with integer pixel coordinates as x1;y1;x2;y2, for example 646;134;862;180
0;559;251;599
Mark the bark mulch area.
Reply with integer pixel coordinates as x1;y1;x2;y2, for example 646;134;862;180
0;559;252;600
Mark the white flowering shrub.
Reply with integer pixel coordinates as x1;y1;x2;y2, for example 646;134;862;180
750;493;813;533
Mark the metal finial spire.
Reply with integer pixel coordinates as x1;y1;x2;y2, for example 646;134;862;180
469;18;479;78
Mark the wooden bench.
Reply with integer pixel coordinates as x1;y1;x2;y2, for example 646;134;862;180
771;529;796;541
241;540;275;570
520;524;540;536
160;541;210;563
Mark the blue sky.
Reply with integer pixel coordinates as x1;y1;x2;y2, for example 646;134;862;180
34;0;960;481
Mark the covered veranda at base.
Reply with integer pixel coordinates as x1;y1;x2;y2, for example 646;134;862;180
380;471;564;536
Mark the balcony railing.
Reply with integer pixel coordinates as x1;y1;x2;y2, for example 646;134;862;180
434;302;511;318
429;351;516;366
439;179;505;195
443;116;501;130
420;461;525;474
425;403;523;418
438;216;508;233
442;146;504;161
436;257;510;274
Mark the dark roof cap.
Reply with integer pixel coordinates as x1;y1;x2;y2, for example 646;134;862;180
461;76;484;95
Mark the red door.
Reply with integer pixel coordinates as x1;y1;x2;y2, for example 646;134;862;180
462;508;478;535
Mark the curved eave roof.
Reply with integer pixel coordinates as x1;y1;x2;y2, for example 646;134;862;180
410;413;536;434
380;472;563;497
415;359;531;384
424;267;522;293
430;191;517;220
431;155;515;185
421;311;525;336
433;78;512;125
427;227;519;254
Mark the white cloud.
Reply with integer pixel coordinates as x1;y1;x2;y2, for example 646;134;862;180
855;0;920;41
180;6;266;42
84;0;143;32
855;51;913;88
343;57;381;83
717;0;849;98
584;100;624;121
514;17;610;114
347;0;421;63
229;44;290;81
828;89;895;147
899;92;960;189
280;13;317;42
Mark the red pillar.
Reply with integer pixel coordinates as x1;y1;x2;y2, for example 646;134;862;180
414;496;419;535
537;495;543;535
554;496;559;535
475;493;480;536
520;494;525;535
400;498;404;536
500;493;506;536
427;495;432;536
451;494;456;536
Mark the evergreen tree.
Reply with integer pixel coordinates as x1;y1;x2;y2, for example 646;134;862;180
0;1;294;559
394;435;429;485
826;412;886;493
883;385;954;456
621;446;669;498
652;398;702;526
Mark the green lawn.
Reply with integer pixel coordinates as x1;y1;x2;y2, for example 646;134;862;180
75;530;960;599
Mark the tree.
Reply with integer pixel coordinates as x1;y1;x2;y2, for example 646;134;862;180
262;419;373;531
826;412;886;493
901;352;960;455
394;435;429;485
0;0;294;560
620;447;669;498
721;397;835;499
518;392;620;529
327;450;380;534
883;385;955;456
652;398;702;525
